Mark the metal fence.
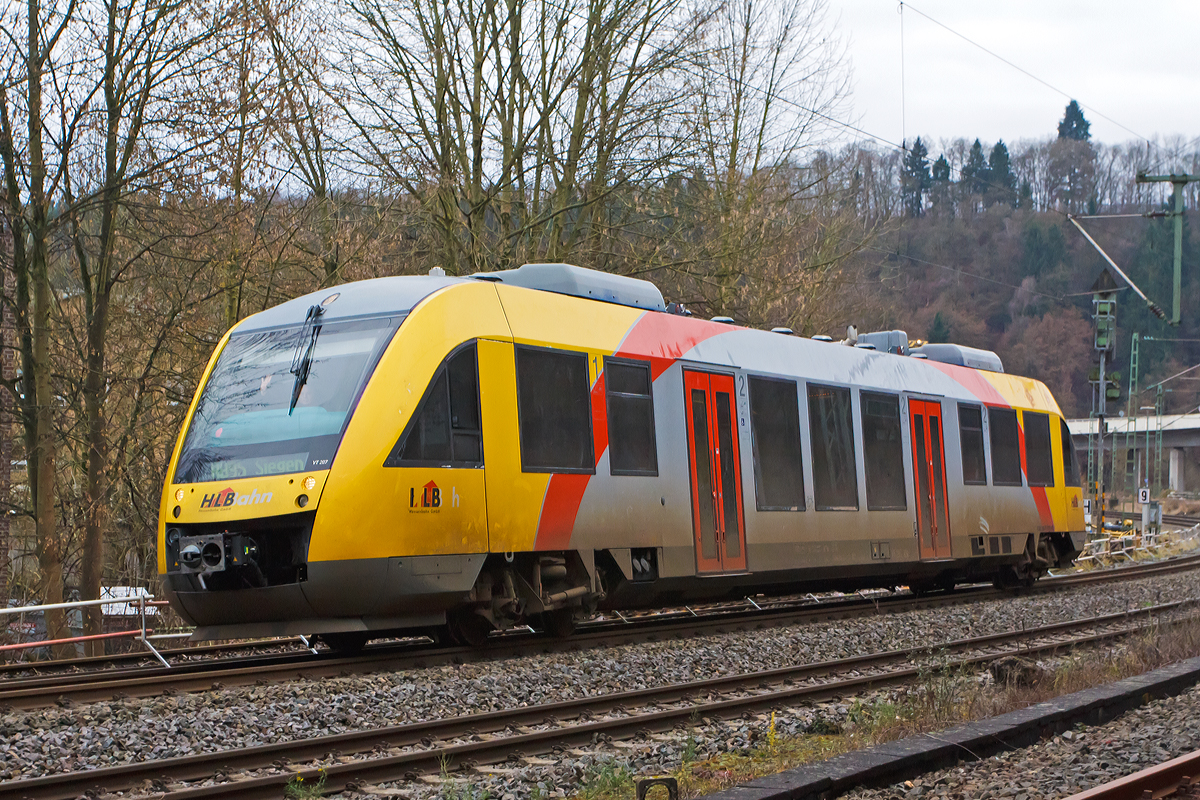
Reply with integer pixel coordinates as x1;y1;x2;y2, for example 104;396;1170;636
0;594;186;667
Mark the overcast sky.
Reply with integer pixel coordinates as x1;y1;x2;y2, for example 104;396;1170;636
835;0;1200;150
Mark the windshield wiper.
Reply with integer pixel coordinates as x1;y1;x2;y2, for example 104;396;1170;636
289;304;325;415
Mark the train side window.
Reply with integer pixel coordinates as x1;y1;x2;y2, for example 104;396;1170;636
1061;418;1082;487
808;383;859;510
386;343;482;467
988;407;1023;486
516;346;595;474
749;376;805;511
958;404;987;485
1024;411;1054;487
605;358;657;476
861;391;906;510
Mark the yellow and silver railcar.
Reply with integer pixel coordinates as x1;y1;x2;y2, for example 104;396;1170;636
158;264;1086;647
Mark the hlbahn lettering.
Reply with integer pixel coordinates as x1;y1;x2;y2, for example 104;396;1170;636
199;487;273;511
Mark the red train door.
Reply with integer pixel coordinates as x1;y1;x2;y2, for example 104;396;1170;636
684;370;747;573
909;399;952;560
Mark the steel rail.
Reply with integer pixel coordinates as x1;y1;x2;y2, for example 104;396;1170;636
1061;749;1200;800
3;602;1193;800
0;637;314;678
2;553;1199;710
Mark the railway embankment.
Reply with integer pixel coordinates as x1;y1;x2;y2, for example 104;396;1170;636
833;662;1200;800
3;566;1200;799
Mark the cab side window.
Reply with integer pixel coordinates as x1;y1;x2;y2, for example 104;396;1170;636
516;346;595;473
385;343;482;467
1061;418;1082;487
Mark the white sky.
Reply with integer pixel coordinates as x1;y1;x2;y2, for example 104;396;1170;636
834;0;1200;148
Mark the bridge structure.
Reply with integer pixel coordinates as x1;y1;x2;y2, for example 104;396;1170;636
1068;413;1200;497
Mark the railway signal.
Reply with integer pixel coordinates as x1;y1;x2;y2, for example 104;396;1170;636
1088;270;1120;534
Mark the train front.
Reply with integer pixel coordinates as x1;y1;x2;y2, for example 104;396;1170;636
156;278;449;640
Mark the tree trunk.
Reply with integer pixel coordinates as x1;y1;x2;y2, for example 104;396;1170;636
26;0;71;657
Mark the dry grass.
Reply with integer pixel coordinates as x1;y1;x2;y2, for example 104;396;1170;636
571;615;1200;800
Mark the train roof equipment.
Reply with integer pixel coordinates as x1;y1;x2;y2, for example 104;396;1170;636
909;342;1005;373
470;262;666;312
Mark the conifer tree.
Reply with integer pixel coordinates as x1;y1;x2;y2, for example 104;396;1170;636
987;140;1017;207
931;155;951;183
901;138;932;217
929;155;952;214
1057;100;1091;141
1018;179;1033;210
959;139;990;208
928;312;951;343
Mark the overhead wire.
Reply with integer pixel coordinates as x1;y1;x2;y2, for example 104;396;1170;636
899;1;1154;150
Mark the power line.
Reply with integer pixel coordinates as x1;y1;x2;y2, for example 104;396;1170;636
900;2;1154;149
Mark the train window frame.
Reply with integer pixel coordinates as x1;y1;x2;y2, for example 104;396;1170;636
515;344;596;475
807;382;860;511
860;390;907;511
385;341;483;468
748;375;806;511
1060;418;1082;487
988;406;1023;486
604;356;658;476
958;403;988;486
1023;411;1055;487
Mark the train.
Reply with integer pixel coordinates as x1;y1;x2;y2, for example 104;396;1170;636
158;263;1086;649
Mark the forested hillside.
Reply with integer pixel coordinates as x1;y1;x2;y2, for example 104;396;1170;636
830;104;1199;420
847;203;1198;420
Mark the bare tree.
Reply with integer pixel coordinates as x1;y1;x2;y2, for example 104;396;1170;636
0;0;79;655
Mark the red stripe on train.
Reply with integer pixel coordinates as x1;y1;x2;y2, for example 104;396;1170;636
532;313;729;550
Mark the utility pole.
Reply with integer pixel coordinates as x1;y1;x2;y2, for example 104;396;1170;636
1135;172;1198;326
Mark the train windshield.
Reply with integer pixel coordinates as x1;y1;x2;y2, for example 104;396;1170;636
174;316;400;483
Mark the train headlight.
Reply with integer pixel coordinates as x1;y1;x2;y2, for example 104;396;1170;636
296;494;309;508
303;476;316;491
175;489;185;502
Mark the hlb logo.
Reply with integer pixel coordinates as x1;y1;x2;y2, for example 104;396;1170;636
411;480;441;509
199;487;273;511
408;481;460;513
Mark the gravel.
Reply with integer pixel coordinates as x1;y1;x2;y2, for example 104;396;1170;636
839;683;1200;800
1;567;1199;795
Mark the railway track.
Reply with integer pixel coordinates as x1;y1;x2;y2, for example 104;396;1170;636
8;518;1197;681
1118;511;1200;528
2;552;1198;711
0;636;317;679
1062;749;1200;800
3;601;1194;800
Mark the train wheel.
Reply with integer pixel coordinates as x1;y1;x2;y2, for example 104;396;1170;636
446;608;494;647
540;608;576;638
322;632;369;654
